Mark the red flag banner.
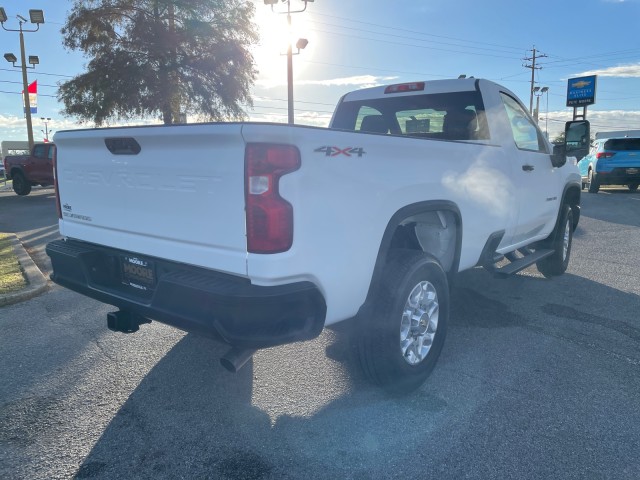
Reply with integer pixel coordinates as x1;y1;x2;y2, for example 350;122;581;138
22;80;38;114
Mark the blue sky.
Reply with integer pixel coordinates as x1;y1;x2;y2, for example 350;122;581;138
1;0;640;143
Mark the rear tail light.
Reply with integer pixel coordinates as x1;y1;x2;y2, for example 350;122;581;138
53;146;62;219
596;152;616;159
245;143;300;254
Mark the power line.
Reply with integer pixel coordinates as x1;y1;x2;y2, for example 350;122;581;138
0;90;57;98
254;96;336;107
0;79;59;88
251;105;334;115
0;67;73;78
310;10;640;84
307;27;523;60
311;11;528;53
546;117;640;130
543;48;640;67
307;19;524;57
300;59;450;79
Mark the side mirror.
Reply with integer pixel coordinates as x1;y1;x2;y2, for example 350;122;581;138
565;120;590;162
551;144;567;168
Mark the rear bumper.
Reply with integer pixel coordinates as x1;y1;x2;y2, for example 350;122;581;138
46;239;326;348
596;166;640;185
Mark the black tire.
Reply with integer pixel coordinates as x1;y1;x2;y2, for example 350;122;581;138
536;205;573;278
357;250;449;394
629;183;639;192
11;171;32;196
587;169;599;193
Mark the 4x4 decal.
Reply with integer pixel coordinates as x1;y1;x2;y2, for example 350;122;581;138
314;146;366;157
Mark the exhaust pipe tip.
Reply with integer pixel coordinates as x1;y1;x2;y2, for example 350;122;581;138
220;347;256;373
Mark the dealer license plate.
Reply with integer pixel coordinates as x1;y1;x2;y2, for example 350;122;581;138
121;255;156;291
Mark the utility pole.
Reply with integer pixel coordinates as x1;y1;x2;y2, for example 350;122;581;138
523;47;547;115
264;0;312;125
286;8;294;124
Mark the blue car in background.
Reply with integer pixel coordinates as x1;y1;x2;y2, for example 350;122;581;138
578;137;640;193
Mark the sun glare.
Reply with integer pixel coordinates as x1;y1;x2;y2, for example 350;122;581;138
252;5;316;85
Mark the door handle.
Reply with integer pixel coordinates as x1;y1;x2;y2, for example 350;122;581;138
522;165;535;172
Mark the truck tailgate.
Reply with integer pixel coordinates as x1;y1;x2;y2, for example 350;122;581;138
54;124;248;276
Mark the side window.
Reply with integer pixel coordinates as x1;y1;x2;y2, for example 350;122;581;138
33;145;46;159
440;106;486;140
500;93;547;152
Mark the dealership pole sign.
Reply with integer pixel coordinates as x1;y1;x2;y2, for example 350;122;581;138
566;75;597;107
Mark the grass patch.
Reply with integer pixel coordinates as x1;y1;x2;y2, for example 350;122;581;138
0;233;28;294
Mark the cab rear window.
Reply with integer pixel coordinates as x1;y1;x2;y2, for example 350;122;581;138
331;91;489;141
603;138;640;151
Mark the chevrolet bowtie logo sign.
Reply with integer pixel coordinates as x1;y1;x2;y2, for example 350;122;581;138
567;75;597;107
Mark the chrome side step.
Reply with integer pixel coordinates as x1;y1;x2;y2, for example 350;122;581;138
478;231;554;277
486;248;554;278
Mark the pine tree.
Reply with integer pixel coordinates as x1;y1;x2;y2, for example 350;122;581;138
59;0;258;125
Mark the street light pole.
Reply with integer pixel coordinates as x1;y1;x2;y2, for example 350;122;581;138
18;24;35;150
41;116;51;141
533;86;548;125
286;6;294;124
264;0;313;125
0;7;45;151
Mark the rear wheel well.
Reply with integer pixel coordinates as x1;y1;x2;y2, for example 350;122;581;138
387;210;459;276
358;202;462;319
10;167;24;177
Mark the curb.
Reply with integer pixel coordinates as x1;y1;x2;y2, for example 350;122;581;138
0;234;49;307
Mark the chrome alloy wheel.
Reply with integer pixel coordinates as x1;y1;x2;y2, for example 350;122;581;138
400;281;439;365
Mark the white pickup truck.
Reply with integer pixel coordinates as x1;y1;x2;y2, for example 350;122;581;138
47;78;589;392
